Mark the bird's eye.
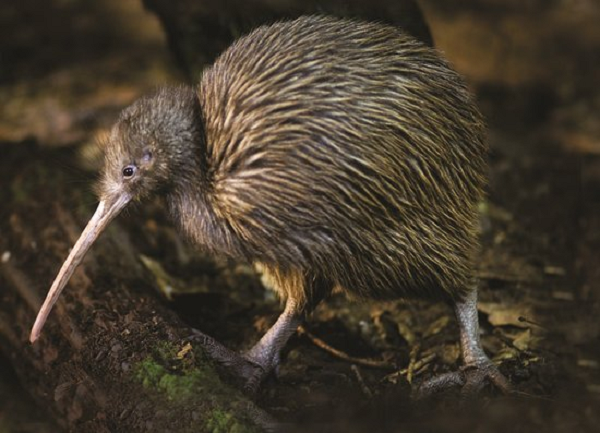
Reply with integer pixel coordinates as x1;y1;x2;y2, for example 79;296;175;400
122;165;136;178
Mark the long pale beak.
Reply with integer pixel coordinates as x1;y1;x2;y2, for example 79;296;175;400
29;193;131;343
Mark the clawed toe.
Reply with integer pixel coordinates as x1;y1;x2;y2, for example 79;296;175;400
241;351;282;391
415;360;511;399
186;330;269;393
462;362;511;395
238;360;269;395
209;351;272;395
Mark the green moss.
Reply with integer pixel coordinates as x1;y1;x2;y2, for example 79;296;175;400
135;357;219;402
152;341;182;364
133;342;261;432
205;409;256;433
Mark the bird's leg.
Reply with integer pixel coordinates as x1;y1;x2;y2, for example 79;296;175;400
190;268;327;394
187;298;303;394
243;297;303;390
186;306;301;395
417;289;511;397
454;288;511;393
186;328;265;386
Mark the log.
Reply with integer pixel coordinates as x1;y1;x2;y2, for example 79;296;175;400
0;142;273;432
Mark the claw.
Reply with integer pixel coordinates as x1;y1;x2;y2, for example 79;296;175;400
415;359;511;399
240;362;269;395
186;301;295;394
241;350;282;393
462;361;511;395
186;330;269;393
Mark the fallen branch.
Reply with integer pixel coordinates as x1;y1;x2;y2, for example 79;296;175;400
297;325;395;370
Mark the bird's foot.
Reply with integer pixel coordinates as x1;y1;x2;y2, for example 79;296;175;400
415;358;511;399
186;330;268;394
240;350;281;394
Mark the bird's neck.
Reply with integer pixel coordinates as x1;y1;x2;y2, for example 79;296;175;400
167;179;245;259
164;94;247;259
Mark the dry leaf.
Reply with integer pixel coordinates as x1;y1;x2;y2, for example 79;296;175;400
479;302;532;328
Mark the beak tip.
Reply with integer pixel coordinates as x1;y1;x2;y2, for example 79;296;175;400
30;314;44;343
28;197;129;347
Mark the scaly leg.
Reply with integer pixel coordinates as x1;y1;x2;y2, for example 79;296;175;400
243;297;303;391
417;289;511;397
187;298;303;394
190;267;328;393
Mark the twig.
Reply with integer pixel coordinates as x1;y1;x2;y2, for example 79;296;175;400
406;343;421;384
351;364;373;398
518;315;548;330
402;352;436;383
297;325;395;370
508;389;554;401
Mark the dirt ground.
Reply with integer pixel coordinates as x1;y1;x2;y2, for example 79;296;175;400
1;0;599;432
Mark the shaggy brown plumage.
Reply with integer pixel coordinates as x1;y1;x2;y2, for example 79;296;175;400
31;16;508;395
178;16;486;306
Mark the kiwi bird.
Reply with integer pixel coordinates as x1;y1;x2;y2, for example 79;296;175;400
30;15;509;394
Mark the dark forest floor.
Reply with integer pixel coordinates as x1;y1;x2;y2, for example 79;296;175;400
1;0;599;432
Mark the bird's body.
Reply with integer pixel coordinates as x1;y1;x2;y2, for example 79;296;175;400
166;16;486;306
31;16;508;395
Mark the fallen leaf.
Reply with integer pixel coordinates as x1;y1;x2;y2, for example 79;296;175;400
479;302;533;328
177;343;193;359
513;328;542;351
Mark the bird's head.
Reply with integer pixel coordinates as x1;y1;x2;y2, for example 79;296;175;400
30;85;204;342
100;86;204;203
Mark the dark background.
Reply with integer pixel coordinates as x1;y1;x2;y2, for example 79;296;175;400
1;0;599;431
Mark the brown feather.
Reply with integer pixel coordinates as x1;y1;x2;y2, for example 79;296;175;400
109;16;487;308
